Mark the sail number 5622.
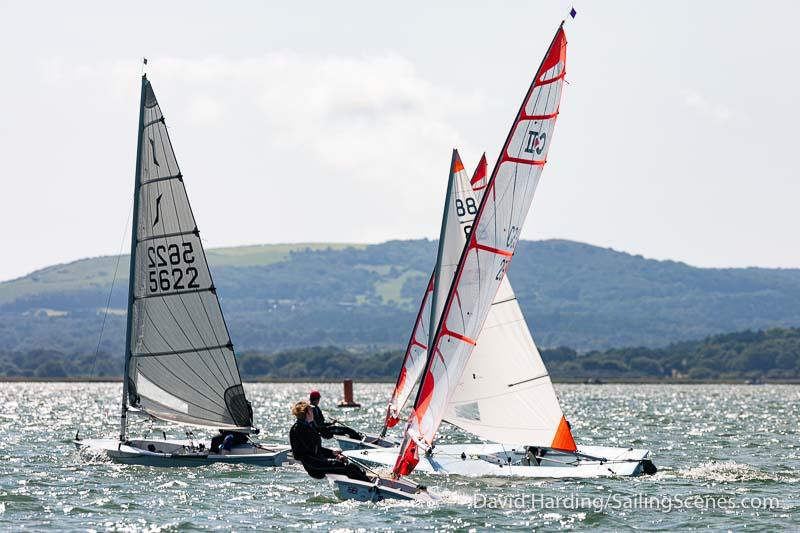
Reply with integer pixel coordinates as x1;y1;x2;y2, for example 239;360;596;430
147;243;199;292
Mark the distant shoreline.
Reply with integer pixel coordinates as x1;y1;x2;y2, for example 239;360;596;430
1;377;798;385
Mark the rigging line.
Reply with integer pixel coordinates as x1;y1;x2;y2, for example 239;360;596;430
155;123;232;389
158;118;240;386
90;202;134;378
140;304;227;404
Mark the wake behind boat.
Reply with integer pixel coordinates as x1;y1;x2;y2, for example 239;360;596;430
75;73;290;467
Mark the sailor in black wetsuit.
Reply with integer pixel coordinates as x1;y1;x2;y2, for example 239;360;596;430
309;390;363;440
210;430;248;453
289;400;369;482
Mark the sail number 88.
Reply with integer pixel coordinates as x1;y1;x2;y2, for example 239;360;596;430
147;243;199;292
456;198;477;217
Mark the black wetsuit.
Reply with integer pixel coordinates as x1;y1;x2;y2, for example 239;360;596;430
289;419;369;481
312;404;363;440
210;431;248;453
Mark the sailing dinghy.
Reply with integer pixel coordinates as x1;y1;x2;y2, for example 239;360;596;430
342;150;655;478
331;22;653;501
74;75;290;467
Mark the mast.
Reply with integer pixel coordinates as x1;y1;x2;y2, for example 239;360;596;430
428;150;458;359
414;149;458;411
119;74;147;441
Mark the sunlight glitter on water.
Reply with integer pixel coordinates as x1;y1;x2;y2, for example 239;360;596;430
0;383;797;530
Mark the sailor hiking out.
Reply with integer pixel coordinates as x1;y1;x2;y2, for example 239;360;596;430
289;400;369;481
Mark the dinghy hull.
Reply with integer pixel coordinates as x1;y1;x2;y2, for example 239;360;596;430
75;438;291;467
334;433;398;451
343;443;654;478
327;473;436;502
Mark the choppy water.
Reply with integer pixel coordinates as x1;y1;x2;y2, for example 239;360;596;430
0;383;797;531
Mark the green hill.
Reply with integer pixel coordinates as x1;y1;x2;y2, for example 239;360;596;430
2;239;800;357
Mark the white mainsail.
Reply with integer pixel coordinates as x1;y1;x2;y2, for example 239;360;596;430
121;76;253;434
394;24;572;477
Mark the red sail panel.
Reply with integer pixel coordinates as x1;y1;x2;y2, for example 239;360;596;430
394;25;568;477
470;153;488;193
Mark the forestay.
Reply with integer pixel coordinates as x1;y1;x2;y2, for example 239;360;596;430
394;25;570;477
124;78;253;430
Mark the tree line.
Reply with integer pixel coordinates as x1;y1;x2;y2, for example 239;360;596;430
2;327;798;381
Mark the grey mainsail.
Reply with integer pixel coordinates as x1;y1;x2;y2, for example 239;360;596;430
121;77;253;433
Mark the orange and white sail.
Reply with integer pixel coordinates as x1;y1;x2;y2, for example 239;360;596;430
384;153;480;430
394;24;571;477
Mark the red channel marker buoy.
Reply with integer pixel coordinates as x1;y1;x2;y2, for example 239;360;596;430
337;379;361;408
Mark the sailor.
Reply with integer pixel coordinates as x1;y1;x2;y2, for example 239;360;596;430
210;430;248;453
309;390;363;440
289;400;369;482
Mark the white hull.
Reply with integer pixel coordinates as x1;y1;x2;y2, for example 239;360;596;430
334;432;398;452
75;438;291;467
327;473;436;502
343;443;655;478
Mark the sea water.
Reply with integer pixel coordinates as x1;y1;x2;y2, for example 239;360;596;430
0;383;797;530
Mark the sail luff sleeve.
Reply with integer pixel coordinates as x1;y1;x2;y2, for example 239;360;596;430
394;26;569;477
120;75;148;441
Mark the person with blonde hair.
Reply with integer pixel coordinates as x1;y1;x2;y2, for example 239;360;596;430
289;400;369;482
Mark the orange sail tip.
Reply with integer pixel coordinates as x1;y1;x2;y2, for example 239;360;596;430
451;151;465;173
550;415;577;452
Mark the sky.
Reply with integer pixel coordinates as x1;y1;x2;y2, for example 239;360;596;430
0;1;798;282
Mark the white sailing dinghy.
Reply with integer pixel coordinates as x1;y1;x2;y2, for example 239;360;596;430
74;75;290;467
344;151;655;478
331;23;654;500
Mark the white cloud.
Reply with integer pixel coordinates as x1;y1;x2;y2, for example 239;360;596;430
682;89;732;123
186;94;224;125
42;52;482;208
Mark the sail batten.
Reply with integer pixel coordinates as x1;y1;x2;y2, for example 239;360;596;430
123;78;253;431
394;25;570;477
